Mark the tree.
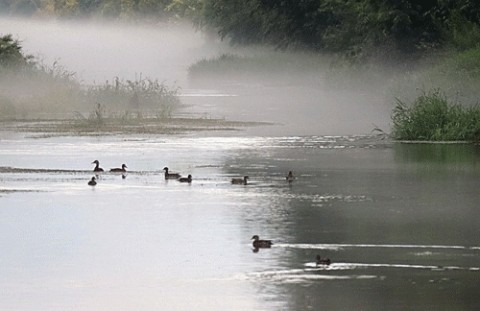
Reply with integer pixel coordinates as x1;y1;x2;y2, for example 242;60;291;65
0;34;33;70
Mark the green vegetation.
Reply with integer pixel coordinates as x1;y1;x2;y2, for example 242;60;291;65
84;77;180;119
391;90;480;141
3;1;480;59
1;0;173;20
188;51;332;80
0;117;268;136
0;35;180;121
172;0;480;61
0;34;34;69
3;1;480;140
0;34;265;134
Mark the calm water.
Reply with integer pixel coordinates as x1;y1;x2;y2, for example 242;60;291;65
1;132;480;311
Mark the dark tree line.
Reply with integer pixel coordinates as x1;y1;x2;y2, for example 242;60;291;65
196;0;480;57
0;34;34;70
1;0;479;57
0;0;172;19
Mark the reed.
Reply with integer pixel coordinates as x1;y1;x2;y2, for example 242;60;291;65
84;77;180;119
391;89;480;141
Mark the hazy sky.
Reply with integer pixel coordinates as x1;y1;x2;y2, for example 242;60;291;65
0;17;223;84
1;16;394;135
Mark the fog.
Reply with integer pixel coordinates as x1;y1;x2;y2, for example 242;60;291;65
1;16;399;135
0;17;224;84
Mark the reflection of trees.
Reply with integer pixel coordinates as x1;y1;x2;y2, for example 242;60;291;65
222;140;480;310
394;143;480;165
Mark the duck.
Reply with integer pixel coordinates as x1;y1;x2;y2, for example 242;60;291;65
316;254;331;266
163;167;181;179
88;176;97;186
286;171;295;183
178;174;192;183
232;176;249;185
92;160;104;172
110;164;127;172
251;235;273;248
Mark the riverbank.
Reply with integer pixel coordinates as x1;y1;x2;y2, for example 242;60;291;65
0;117;271;137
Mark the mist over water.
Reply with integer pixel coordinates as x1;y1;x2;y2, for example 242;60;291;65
1;135;480;311
0;16;395;135
0;17;223;84
2;16;480;311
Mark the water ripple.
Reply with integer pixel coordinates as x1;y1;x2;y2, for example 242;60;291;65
262;135;391;150
275;243;480;251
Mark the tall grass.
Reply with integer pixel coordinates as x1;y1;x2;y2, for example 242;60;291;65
391;89;480;141
84;77;180;119
0;60;180;119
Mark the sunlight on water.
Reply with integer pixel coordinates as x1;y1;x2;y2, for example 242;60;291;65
1;134;480;310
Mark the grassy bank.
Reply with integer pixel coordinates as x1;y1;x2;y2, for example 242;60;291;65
390;46;480;142
0;34;181;121
188;47;480;142
0;71;180;120
391;90;480;142
0;117;270;136
188;50;334;85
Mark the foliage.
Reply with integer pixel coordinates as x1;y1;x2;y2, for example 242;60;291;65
153;0;480;60
388;47;480;108
166;0;203;22
448;48;480;80
13;0;174;20
0;34;180;119
444;9;480;50
88;102;105;128
85;77;180;119
0;34;34;70
195;0;448;58
3;1;480;58
188;51;333;83
391;89;480;141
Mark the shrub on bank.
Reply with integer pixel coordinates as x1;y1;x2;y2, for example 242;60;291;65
391;90;480;141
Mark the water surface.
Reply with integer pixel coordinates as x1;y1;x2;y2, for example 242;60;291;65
1;133;479;310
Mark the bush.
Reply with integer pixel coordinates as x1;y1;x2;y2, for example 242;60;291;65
1;34;181;119
391;89;480;141
85;77;180;119
0;34;34;70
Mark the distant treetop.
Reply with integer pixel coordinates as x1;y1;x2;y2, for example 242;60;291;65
2;0;479;58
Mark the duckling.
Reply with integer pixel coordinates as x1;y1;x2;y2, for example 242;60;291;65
110;164;127;172
88;176;97;186
316;254;331;266
251;235;273;248
178;174;192;183
232;176;249;185
163;167;181;179
92;160;104;172
286;171;295;183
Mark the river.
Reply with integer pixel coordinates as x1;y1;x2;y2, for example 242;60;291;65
1;131;479;311
1;16;479;311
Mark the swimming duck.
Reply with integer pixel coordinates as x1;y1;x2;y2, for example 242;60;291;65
163;167;181;179
286;171;295;183
88;176;97;186
178;174;192;183
316;254;331;266
92;160;104;172
110;164;127;172
251;235;273;248
232;176;249;185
